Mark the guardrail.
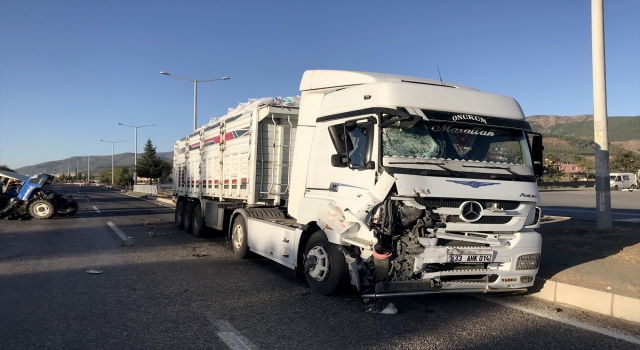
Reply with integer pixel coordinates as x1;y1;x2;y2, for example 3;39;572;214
133;185;158;195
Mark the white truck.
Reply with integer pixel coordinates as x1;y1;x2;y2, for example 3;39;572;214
172;70;544;298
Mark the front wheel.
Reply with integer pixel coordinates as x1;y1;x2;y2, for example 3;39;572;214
303;231;348;296
29;199;56;219
57;196;78;216
613;185;618;191
231;215;249;259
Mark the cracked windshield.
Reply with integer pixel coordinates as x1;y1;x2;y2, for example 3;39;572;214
382;121;531;166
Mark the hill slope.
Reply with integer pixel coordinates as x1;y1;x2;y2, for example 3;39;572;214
526;115;640;159
15;152;173;176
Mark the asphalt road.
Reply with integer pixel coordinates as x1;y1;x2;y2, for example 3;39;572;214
1;186;640;350
540;188;640;222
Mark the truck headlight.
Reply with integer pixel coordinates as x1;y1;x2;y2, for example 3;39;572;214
524;207;541;226
516;253;540;270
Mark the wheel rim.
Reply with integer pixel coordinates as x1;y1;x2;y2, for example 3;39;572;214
307;245;330;282
33;203;50;216
232;224;244;250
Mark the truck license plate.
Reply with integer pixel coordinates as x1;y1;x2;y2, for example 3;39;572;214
450;254;493;263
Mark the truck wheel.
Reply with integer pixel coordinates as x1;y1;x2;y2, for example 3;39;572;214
192;203;206;238
231;215;250;259
303;231;348;296
613;185;618;191
175;200;186;229
29;199;56;219
184;202;195;233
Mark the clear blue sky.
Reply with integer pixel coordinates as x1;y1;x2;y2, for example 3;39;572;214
1;0;639;169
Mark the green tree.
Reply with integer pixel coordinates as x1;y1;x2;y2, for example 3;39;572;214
98;168;112;184
137;139;167;184
610;150;640;173
114;167;134;185
542;160;564;182
0;164;16;172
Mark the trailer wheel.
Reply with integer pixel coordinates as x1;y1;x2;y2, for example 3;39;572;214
192;203;206;238
184;202;196;233
303;231;348;296
29;199;56;219
231;215;250;259
175;200;186;229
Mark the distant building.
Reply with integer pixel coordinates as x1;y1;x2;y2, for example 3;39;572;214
558;163;582;173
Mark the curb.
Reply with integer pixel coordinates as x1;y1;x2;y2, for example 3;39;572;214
529;277;640;323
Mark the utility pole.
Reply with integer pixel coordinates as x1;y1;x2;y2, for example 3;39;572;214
592;0;611;229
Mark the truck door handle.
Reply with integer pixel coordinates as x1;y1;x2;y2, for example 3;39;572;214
282;238;289;243
282;254;289;258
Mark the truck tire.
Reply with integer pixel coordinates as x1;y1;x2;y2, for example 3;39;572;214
231;215;250;259
29;199;56;219
192;203;206;238
613;185;618;191
184;202;196;233
303;231;348;296
175;200;186;229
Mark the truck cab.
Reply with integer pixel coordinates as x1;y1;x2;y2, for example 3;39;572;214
287;71;544;297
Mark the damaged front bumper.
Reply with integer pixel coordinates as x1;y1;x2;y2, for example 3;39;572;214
359;230;541;298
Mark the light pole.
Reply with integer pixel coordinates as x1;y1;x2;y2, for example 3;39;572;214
81;154;90;184
117;123;154;186
160;71;229;131
101;139;126;186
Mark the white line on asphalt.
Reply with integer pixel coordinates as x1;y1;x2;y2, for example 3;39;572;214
209;319;255;350
92;206;101;213
107;221;131;243
474;295;640;346
217;333;252;350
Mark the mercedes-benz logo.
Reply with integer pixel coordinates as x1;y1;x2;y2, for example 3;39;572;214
459;201;483;222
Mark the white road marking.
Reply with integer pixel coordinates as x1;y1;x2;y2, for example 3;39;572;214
92;206;101;213
475;295;640;346
208;318;255;350
217;333;252;350
107;221;131;244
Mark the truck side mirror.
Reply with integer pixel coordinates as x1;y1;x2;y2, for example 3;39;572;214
331;154;349;168
531;134;544;177
328;124;353;154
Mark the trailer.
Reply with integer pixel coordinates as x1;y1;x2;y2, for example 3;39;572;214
173;70;545;298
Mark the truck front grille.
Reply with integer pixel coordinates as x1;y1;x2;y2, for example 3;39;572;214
416;197;519;210
446;216;513;224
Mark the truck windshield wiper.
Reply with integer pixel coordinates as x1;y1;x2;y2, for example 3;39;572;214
462;163;528;181
388;160;465;178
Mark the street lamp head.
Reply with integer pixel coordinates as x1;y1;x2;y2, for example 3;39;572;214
160;71;170;75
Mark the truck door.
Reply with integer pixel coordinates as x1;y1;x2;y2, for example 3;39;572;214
306;115;378;201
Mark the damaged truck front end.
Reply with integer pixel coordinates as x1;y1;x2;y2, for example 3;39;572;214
310;107;544;298
342;194;542;298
